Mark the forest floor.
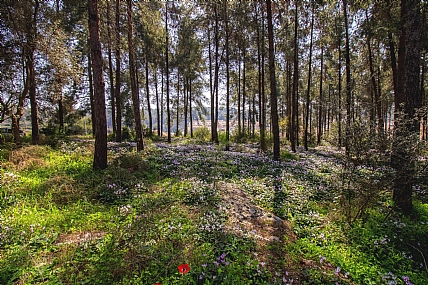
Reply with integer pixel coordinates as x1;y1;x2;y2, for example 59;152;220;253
0;138;427;285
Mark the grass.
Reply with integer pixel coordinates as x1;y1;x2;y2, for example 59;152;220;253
0;139;427;285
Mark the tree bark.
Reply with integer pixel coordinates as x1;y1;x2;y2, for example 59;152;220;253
304;7;314;151
317;49;324;145
291;1;298;152
115;0;122;142
225;0;230;150
27;0;40;144
145;53;152;136
267;0;280;161
392;0;421;214
107;1;116;135
88;0;108;169
166;3;171;142
343;0;352;155
126;0;144;151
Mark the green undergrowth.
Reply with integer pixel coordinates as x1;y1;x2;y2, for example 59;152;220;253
0;139;427;285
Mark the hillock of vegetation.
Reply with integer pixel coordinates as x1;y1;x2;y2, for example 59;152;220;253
1;138;427;285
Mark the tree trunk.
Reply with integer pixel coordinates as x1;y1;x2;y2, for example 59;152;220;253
155;67;161;137
145;53;152;136
317;49;324;145
267;0;280;161
291;1;298;152
166;3;171;142
343;0;352;155
87;41;95;136
184;78;188;137
242;47;246;136
304;8;314;151
257;2;266;151
225;0;230;150
213;5;219;143
115;0;122;142
176;72;180;136
88;0;108;169
107;1;116;134
190;79;193;137
27;0;40;144
392;0;421;215
127;0;144;151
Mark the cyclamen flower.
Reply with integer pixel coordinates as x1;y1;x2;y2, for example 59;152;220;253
178;263;190;274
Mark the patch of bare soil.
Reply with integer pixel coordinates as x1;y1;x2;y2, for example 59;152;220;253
218;182;301;282
55;231;106;246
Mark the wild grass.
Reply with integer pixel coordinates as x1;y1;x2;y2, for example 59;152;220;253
0;139;427;285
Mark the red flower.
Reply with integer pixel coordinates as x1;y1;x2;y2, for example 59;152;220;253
155;283;161;285
178;263;190;274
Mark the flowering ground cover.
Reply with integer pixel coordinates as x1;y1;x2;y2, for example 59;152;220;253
0;139;427;284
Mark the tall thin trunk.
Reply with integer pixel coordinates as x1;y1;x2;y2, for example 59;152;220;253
88;0;108;169
107;1;116;134
304;8;314;151
257;2;266;150
337;16;342;147
238;56;241;136
145;53;152;136
343;0;352;154
127;0;143;151
317;49;324;145
242;47;246;136
225;0;230;149
27;0;40;144
155;67;161;137
184;78;188;137
291;2;298;152
190;79;193;137
88;41;95;136
213;5;219;143
176;72;180;136
209;26;215;141
115;0;122;142
166;3;171;142
267;0;280;161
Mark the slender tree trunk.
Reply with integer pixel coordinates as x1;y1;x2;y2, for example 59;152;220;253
184;78;188;137
317;49;324;145
88;0;108;169
213;5;219;143
257;2;266;151
291;2;298;152
337;21;342;147
304;8;314;151
107;1;116;134
126;0;144;151
190;79;193;137
267;0;280;161
155;67;161;137
225;0;230;150
145;53;152;136
238;55;241;136
115;0;122;142
27;0;40;144
87;41;95;136
242;47;246;136
343;0;352;155
176;72;180;136
166;3;171;142
209;26;215;141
